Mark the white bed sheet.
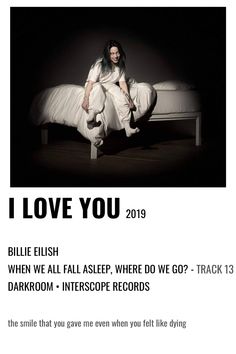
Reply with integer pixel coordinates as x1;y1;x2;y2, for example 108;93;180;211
152;90;201;114
30;82;156;145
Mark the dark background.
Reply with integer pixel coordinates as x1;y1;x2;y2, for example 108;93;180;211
11;7;226;187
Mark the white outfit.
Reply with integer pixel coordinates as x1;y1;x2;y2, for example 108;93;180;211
86;59;126;84
86;59;131;123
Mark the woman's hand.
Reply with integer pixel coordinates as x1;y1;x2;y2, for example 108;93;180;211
82;96;89;112
128;98;136;111
121;89;136;111
120;81;136;110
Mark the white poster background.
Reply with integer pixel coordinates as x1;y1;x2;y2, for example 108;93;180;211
1;1;235;354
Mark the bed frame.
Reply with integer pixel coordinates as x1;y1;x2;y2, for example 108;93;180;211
41;111;202;159
150;111;202;144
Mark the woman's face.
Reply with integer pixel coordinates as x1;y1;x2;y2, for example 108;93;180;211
109;46;120;64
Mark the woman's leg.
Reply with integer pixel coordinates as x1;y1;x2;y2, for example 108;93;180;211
104;83;140;137
87;83;106;129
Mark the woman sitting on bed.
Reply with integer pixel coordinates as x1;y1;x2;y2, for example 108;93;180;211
81;39;140;146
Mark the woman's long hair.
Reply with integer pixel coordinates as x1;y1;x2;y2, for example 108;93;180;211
100;39;126;74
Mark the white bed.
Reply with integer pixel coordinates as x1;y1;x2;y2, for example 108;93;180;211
31;80;201;159
148;81;202;151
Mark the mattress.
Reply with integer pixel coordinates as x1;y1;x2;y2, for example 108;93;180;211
152;90;201;114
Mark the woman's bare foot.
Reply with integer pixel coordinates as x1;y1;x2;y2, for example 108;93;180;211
93;139;103;148
87;120;101;130
87;110;99;129
125;126;140;137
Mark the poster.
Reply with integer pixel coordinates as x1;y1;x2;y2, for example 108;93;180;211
1;1;235;353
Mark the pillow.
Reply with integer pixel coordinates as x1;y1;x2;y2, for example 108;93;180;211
153;80;195;91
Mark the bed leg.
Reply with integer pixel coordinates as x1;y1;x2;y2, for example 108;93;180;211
41;125;48;145
90;143;98;159
195;114;202;146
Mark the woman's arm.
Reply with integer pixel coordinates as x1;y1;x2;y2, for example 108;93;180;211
119;81;135;110
82;80;94;112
